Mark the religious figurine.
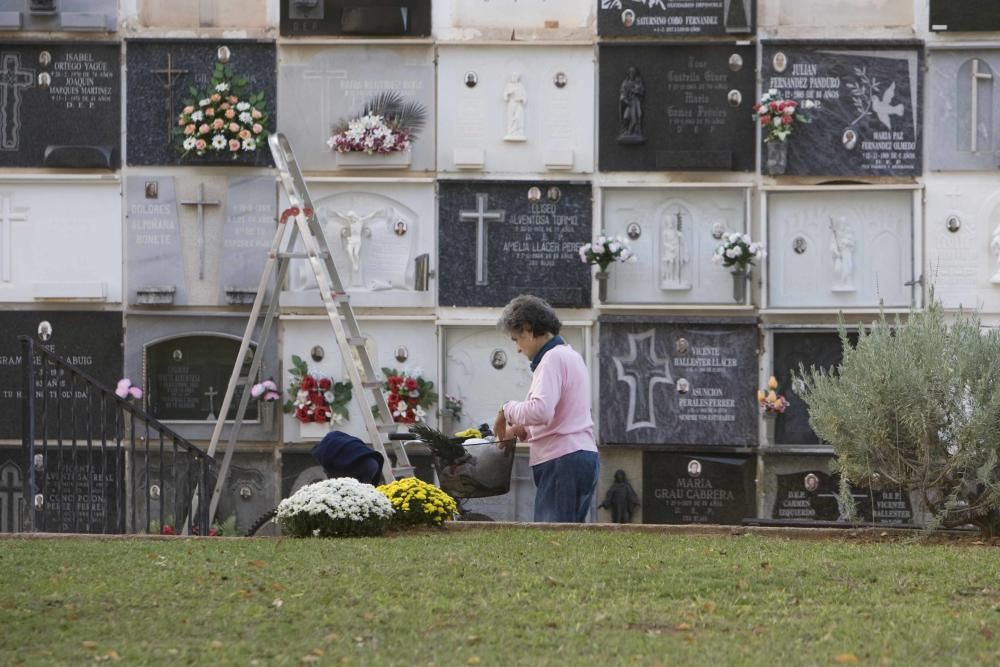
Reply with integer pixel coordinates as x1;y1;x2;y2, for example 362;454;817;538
503;73;527;142
829;217;856;291
618;67;646;145
991;222;1000;284
599;469;640;524
660;211;689;290
331;209;385;274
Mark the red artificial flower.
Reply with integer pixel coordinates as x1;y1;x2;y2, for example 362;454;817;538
387;394;400;408
404;378;418;391
309;390;326;407
761;115;771;126
208;528;219;537
782;116;793;125
768;101;778;111
162;525;174;535
388;376;402;390
295;405;311;422
301;375;316;391
752;103;761;113
315;405;330;423
318;378;332;390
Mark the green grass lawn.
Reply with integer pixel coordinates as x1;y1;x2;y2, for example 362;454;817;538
2;528;999;666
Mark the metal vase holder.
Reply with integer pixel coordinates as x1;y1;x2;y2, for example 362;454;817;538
765;140;788;175
595;270;610;303
732;269;750;304
763;411;776;445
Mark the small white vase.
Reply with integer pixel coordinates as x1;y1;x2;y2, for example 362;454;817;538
299;421;332;441
335;150;411;169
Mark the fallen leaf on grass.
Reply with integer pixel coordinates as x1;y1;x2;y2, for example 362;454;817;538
300;656;320;664
467;657;480;665
834;653;858;663
980;622;994;640
271;598;284;610
544;575;560;586
210;640;223;649
362;612;376;621
702;602;716;614
82;641;98;649
466;636;481;644
323;633;339;643
247;560;267;569
675;623;692;631
760;561;772;571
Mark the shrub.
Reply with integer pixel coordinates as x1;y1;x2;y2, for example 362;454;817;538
798;299;1000;537
276;478;394;538
378;477;458;528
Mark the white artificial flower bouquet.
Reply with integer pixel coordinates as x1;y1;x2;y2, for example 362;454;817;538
276;478;394;538
712;232;766;272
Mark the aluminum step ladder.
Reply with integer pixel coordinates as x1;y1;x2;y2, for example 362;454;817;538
187;133;412;532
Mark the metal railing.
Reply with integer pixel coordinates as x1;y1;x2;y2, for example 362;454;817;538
18;336;215;534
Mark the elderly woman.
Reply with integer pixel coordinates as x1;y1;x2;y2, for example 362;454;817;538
493;295;599;523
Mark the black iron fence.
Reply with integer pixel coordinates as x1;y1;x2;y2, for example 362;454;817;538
17;336;215;534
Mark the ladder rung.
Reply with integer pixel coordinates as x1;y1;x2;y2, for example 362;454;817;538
376;423;400;432
347;336;367;346
276;251;331;259
332;293;350;303
361;381;383;390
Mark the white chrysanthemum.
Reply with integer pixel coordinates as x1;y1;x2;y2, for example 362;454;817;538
236;101;250;111
211;134;226;149
183;137;196;150
238;111;252;124
215;82;229;92
242;138;257;151
190;110;204;122
198;98;210;107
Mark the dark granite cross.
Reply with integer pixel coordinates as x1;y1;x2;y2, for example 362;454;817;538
180;183;220;281
613;329;674;431
151;53;190;147
459;193;505;286
0;53;34;151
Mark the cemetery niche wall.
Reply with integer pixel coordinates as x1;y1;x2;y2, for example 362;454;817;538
126;39;276;168
927;49;1000;172
435;0;592;36
598;316;757;447
642;451;755;525
600;186;751;305
765;188;917;310
277;44;435;174
0;0;117;31
280;0;431;37
760;41;922;178
598;43;756;172
598;0;755;37
929;1;1000;33
0;42;120;169
438;182;592;308
126;175;277;308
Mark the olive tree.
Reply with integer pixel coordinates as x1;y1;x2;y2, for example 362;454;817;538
798;300;1000;536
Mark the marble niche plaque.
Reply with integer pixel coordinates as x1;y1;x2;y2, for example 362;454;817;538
598;43;756;172
761;41;922;177
0;42;119;168
126;40;276;167
125;314;278;442
126;175;276;307
766;463;914;525
924;174;1000;312
930;1;1000;32
643;451;756;524
281;182;434;309
766;189;916;309
281;318;438;442
601;187;749;304
771;330;856;446
280;0;431;36
0;311;123;439
927;50;1000;171
0;0;117;31
437;45;595;174
438;182;592;308
436;0;592;36
278;45;434;173
0;181;121;302
599;316;758;447
598;0;755;37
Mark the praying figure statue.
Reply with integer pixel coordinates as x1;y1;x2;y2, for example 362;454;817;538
660;211;690;290
829;217;856;292
598;469;640;524
503;72;528;142
618;67;646;145
991;222;1000;284
331;209;383;275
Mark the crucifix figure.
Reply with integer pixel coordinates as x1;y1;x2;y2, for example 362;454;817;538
0;194;28;282
151;53;190;147
204;385;218;421
970;59;993;153
0;53;34;151
459;193;505;286
180;183;220;281
329;208;387;275
613;329;674;431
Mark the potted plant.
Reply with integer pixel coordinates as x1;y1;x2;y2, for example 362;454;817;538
276;478;394;538
283;355;352;440
327;91;427;169
578;235;637;303
757;375;789;445
250;378;280;432
712;232;765;304
753;89;818;175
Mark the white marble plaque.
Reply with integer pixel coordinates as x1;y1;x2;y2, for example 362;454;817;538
924;173;1000;312
437;45;595;174
766;189;915;309
280;182;434;308
433;0;593;37
280;318;438;443
277;45;435;173
758;0;912;28
0;181;121;303
601;187;749;305
928;50;1000;171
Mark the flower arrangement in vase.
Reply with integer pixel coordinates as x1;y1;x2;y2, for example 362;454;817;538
713;233;765;304
327;91;427;156
753;89;818;174
382;367;438;424
176;60;269;159
578;235;637;302
115;378;143;402
758;375;790;415
283;355;352;425
251;378;280;429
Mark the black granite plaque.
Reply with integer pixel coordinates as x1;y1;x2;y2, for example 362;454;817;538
0;312;123;439
772;331;857;445
643;451;755;524
598;0;755;37
599;316;758;446
761;41;923;177
125;39;275;167
145;335;258;422
0;43;120;168
771;470;914;525
280;0;431;37
438;182;592;308
598;43;756;172
930;1;1000;32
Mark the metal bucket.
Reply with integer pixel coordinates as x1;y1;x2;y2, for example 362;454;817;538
432;438;516;499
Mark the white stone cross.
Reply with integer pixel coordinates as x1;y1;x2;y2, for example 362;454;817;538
0;194;28;282
180;183;220;281
970;59;993;153
0;53;33;151
459;193;505;286
204;385;218;421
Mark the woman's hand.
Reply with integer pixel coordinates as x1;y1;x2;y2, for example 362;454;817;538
493;409;507;441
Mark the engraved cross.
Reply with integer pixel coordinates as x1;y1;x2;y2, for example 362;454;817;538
459;193;505;286
0;53;34;151
970;58;993;153
0;194;28;282
613;329;674;431
180;183;220;281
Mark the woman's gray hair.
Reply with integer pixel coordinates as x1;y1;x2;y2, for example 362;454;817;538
498;295;561;336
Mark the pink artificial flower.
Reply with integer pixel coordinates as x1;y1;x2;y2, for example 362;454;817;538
210;93;221;103
183;105;194;115
239;129;251;140
198;123;210;135
225;109;235;119
228;122;239;133
252;123;263;134
251;109;262;120
213;118;224;130
195;139;207;151
184;124;196;135
229;139;240;151
205;107;215;117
